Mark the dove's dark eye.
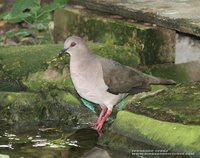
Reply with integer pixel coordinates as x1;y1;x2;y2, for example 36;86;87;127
70;42;76;47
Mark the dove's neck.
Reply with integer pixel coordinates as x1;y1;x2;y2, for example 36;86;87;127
70;49;96;72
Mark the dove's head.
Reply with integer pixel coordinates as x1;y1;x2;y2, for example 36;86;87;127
58;36;89;57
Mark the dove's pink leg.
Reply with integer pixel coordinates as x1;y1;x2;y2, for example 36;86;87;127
90;105;107;127
96;105;107;125
96;109;112;131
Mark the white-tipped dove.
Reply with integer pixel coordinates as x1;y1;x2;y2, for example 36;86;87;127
59;36;176;131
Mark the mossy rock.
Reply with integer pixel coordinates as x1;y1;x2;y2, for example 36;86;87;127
98;130;161;155
22;42;140;91
0;91;39;124
112;111;200;156
146;61;200;83
22;55;76;93
0;44;62;80
88;42;140;67
0;44;62;91
54;6;175;65
125;82;200;125
0;91;96;126
0;42;141;92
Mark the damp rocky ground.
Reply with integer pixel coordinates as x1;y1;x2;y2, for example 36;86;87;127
1;0;200;157
0;120;194;158
0;44;200;158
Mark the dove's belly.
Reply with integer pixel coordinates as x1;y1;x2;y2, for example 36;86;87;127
70;65;125;110
71;71;108;104
69;56;127;110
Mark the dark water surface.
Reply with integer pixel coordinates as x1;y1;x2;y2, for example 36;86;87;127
0;121;132;158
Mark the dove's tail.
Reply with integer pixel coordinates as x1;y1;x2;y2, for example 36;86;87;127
144;74;176;85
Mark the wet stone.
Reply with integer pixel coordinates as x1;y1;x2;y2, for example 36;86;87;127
111;111;200;156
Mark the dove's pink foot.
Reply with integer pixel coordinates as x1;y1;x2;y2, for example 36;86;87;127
90;105;112;132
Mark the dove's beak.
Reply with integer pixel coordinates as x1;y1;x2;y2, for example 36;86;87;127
58;48;69;57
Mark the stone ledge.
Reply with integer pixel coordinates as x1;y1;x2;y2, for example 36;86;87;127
72;0;200;37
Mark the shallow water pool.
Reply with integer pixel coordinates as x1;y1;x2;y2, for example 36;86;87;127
0;121;134;158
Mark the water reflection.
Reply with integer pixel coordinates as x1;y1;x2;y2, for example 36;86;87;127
82;147;111;158
0;122;133;158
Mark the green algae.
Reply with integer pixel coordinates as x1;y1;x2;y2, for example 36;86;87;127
63;92;81;106
112;111;200;155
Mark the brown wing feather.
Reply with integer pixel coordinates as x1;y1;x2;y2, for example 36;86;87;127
98;57;151;95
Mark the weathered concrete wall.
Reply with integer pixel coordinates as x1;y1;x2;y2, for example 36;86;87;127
70;0;200;67
54;6;175;65
175;33;200;64
72;0;200;37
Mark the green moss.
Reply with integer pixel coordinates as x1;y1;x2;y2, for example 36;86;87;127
0;44;62;80
138;28;175;65
112;111;200;154
146;63;190;83
65;79;76;94
148;61;200;83
125;82;200;125
23;66;69;92
98;130;159;154
0;91;37;104
88;42;140;67
0;90;96;126
0;44;63;91
82;17;142;47
63;92;81;106
54;7;175;65
0;92;39;123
